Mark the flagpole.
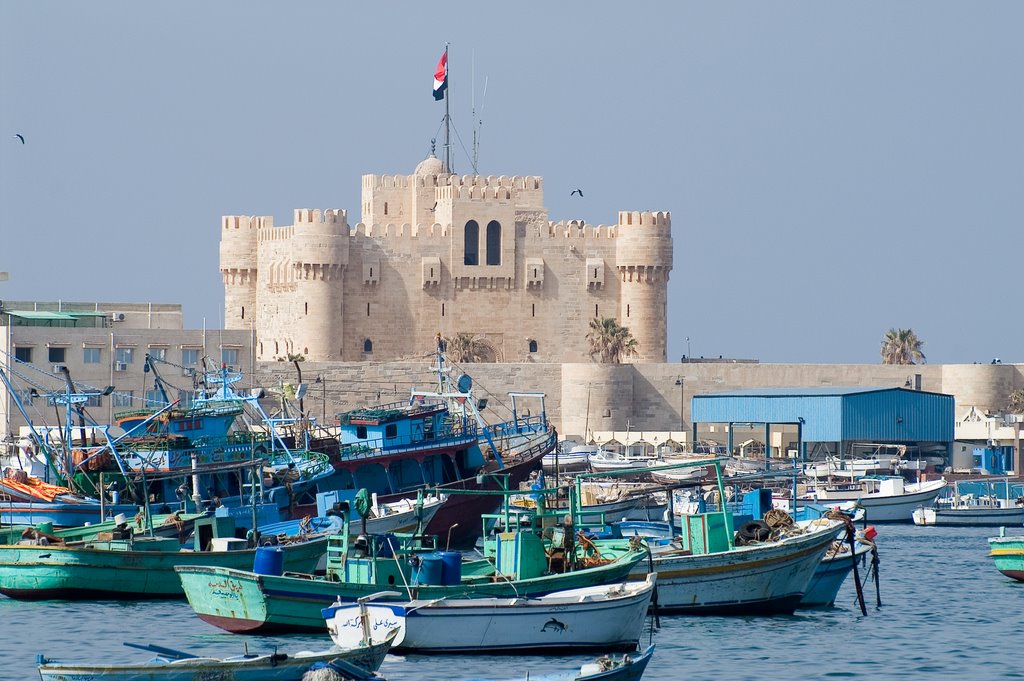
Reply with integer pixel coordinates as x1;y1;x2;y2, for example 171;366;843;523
444;43;451;173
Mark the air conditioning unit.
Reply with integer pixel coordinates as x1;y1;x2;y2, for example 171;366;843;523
113;362;128;372
51;363;67;374
110;312;127;322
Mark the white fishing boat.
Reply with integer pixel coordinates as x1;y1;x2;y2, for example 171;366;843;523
645;457;707;485
510;481;666;524
588;449;656;474
804;476;947;523
37;632;394;681
912;480;1024;527
258;493;445;537
323;574;656;654
542;443;593;473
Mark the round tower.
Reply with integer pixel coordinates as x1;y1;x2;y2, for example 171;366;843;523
941;363;1018;415
615;211;673;362
219;215;262;330
560;364;635;441
291;208;349;361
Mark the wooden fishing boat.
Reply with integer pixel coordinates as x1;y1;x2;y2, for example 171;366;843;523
323;574;656;654
463;645;655;681
542;443;594;473
799;525;877;607
988;529;1024;581
314;348;557;549
0;472;145;528
176;508;649;633
803;476;947;523
37;631;394;681
912;479;1024;527
580;458;845;615
260;494;444;537
0;514;328;600
0;510;206;545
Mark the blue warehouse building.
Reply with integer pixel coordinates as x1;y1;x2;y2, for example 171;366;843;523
691;387;955;468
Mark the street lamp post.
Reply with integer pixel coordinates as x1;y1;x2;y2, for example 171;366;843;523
675;378;684;431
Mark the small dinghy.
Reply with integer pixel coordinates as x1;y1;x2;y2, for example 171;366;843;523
36;632;395;681
462;645;655;681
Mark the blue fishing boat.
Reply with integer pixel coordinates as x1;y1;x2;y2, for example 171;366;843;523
0;359;332;528
317;343;556;548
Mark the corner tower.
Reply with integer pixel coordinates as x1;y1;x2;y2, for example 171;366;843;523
220;215;265;330
614;211;673;362
291;209;349;360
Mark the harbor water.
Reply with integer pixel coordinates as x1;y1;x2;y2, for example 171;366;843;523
2;524;1022;681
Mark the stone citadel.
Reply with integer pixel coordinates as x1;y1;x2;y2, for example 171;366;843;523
220;155;672;364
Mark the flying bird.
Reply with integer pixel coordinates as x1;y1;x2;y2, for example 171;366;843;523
570;188;583;197
14;134;25;144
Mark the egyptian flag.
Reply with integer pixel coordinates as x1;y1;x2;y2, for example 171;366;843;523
433;49;448;101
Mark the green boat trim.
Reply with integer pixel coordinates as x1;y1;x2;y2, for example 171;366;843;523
0;515;329;600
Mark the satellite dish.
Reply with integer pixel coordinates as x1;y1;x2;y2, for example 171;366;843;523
456;374;473;393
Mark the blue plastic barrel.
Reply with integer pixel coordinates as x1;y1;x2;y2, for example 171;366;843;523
253;546;285;576
415;553;444;585
438;551;462;585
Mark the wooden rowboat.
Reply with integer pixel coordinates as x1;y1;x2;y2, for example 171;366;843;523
36;632;395;681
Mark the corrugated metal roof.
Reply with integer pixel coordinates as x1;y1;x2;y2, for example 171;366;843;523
7;310;78;320
701;386;912;398
692;387;954;443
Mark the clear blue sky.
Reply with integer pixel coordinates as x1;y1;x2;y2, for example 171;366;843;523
2;2;1021;365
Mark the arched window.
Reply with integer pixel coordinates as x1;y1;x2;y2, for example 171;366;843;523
486;221;501;265
363;339;373;353
464;220;479;265
528;340;538;353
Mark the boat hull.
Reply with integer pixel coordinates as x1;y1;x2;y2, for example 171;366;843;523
913;505;1024;527
799;538;873;607
0;499;145;528
324;577;655;654
0;537;327;600
176;550;647;634
988;535;1024;581
37;637;392;681
634;521;842;615
811;479;947;523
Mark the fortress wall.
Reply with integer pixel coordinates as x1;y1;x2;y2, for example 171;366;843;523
251;361;1024;443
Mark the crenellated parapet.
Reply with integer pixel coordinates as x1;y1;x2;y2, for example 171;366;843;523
614;211;674;274
290;208;350;272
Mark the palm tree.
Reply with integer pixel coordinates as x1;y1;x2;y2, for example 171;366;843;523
880;328;926;365
284;352;306;415
586;317;639;364
444;333;495;363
